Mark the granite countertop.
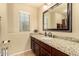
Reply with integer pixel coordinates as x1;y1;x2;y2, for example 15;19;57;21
30;33;79;56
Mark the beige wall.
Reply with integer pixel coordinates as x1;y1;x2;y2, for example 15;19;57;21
0;3;8;43
0;3;38;55
38;3;79;39
0;4;9;55
7;4;38;55
7;4;14;33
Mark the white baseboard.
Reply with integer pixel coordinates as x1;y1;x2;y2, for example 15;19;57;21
10;49;32;56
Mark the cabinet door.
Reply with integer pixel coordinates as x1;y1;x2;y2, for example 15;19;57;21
40;48;51;56
34;43;40;56
31;39;35;53
52;47;68;56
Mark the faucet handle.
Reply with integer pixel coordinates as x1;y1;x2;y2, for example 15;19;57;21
45;31;47;36
53;35;55;38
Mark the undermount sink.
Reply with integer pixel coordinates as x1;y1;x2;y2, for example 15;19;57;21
42;37;53;40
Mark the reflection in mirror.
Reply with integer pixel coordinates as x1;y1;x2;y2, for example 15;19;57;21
43;3;72;32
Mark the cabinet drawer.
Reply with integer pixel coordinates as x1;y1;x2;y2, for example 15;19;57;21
34;39;51;53
40;41;51;53
38;41;51;53
31;37;35;41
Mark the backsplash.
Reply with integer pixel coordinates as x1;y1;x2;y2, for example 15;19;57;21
36;32;79;43
53;35;79;43
33;32;79;43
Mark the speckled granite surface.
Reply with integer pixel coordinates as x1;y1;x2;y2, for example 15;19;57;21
30;33;79;56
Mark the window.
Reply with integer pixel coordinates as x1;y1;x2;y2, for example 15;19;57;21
19;11;30;32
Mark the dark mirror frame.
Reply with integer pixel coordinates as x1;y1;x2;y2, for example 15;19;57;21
43;3;72;32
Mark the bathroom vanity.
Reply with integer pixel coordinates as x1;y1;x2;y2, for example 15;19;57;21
30;34;79;56
31;34;68;56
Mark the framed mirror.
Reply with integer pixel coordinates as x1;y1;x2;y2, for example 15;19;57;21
43;3;72;32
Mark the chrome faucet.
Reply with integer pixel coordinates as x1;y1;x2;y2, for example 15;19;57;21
48;32;52;37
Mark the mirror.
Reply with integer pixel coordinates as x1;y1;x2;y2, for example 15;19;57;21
43;3;72;32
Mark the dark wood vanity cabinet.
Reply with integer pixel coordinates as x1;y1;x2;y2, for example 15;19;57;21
31;38;35;53
31;37;40;55
51;47;68;56
40;47;51;56
31;36;68;56
34;43;40;56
